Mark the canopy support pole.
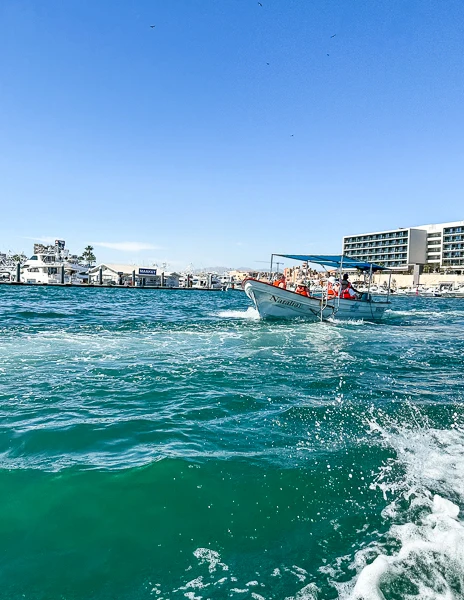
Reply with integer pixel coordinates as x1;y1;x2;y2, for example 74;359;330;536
336;255;344;312
320;286;328;321
386;272;392;302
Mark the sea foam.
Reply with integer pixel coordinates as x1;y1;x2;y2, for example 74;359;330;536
338;420;464;600
216;307;260;319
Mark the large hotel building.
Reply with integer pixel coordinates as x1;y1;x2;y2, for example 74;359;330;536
342;221;464;271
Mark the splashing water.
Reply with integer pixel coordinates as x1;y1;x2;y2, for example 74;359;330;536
216;307;260;320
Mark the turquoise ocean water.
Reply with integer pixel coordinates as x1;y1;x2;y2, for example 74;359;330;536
1;286;463;600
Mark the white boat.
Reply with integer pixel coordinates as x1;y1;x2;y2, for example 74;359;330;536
243;253;391;323
398;286;442;297
401;287;420;296
191;273;222;289
442;286;464;298
420;286;442;297
19;241;88;284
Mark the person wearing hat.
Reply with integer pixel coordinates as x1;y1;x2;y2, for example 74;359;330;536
327;276;338;298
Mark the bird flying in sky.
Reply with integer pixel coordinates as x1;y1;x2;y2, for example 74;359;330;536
150;25;156;28
331;34;336;38
258;2;263;6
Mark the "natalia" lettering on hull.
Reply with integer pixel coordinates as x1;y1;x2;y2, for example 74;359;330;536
270;295;303;309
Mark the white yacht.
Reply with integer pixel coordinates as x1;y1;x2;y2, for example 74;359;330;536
18;241;88;284
441;285;464;298
191;273;222;289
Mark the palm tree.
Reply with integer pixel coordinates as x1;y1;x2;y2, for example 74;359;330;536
79;245;96;266
11;253;27;264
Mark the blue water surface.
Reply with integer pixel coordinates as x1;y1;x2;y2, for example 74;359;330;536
0;286;463;600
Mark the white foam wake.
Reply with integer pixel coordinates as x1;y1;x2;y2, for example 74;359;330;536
216;307;260;320
349;494;464;599
386;308;464;318
340;417;464;600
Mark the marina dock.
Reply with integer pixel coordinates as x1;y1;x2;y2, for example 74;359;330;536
0;281;224;291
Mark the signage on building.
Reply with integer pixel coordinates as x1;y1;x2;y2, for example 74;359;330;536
139;268;157;276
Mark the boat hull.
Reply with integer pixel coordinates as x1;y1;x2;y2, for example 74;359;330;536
243;279;390;322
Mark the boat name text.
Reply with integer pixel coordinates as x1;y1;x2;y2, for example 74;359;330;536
270;295;303;309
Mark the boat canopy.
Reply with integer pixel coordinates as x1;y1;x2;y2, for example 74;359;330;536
274;254;388;271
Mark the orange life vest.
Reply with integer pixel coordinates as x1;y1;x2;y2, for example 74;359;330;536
327;282;337;297
273;278;286;289
341;282;356;299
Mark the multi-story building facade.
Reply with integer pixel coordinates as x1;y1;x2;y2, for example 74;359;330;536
342;221;464;271
440;223;464;268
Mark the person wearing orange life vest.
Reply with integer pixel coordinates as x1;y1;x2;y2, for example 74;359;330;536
295;283;309;297
273;274;286;289
339;273;359;300
327;276;338;298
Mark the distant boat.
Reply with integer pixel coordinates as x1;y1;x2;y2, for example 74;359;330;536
243;254;391;323
442;285;464;298
397;286;444;297
19;243;88;284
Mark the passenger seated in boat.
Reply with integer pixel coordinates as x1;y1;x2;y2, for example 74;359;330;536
295;283;309;296
273;275;286;289
340;274;359;300
327;276;338;298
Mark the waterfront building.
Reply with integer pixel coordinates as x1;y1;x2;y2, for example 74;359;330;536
284;264;319;285
342;221;464;272
89;264;157;286
227;269;258;282
88;264;180;287
160;272;180;287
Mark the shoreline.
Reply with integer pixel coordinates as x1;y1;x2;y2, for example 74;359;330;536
0;282;225;291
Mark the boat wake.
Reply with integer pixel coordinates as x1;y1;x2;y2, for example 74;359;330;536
387;308;464;319
327;317;367;326
139;412;464;600
216;307;260;320
337;414;464;600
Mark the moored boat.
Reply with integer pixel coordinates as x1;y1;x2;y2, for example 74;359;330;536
19;241;88;284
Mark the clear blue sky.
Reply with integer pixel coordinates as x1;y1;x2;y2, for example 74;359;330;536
1;0;463;269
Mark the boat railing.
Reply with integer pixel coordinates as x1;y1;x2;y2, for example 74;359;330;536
319;286;330;321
